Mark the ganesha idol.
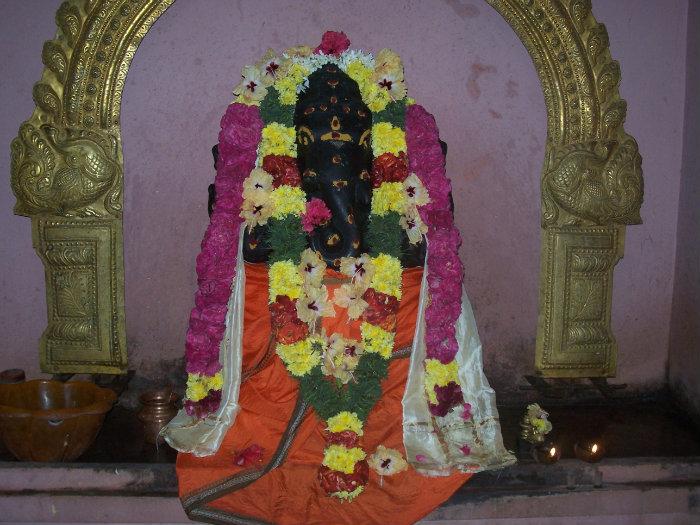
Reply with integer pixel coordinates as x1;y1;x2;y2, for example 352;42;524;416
163;32;515;525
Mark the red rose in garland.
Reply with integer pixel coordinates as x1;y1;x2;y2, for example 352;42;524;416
325;430;360;448
263;155;301;187
318;460;369;495
270;296;309;344
362;288;400;332
370;152;409;188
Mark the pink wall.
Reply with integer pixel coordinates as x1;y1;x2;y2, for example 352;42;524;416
669;0;700;416
0;1;690;399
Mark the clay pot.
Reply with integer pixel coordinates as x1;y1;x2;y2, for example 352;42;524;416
137;388;179;445
0;380;116;462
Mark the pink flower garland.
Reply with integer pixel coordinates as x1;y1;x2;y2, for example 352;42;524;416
184;103;263;417
406;104;465;416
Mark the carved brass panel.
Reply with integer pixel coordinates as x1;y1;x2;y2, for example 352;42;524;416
10;0;174;373
536;225;623;376
33;216;126;373
10;0;642;376
487;0;643;377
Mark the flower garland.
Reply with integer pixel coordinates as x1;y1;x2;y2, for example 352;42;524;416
182;30;472;496
183;104;262;418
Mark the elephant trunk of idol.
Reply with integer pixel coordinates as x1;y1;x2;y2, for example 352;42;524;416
298;142;371;268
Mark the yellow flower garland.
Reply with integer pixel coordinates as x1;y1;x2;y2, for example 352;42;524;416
270;185;306;218
185;371;224;402
275;63;309;105
370;254;403;299
269;260;303;301
260;123;296;157
360;322;394;359
327;411;364;436
371;182;408;216
371;122;406;157
322;445;367;474
424;358;460;404
276;336;323;376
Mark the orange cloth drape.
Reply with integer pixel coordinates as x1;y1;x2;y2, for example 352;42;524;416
176;263;470;525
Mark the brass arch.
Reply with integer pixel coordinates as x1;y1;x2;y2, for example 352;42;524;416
10;0;643;376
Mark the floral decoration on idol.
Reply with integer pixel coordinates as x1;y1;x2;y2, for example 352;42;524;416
182;30;470;500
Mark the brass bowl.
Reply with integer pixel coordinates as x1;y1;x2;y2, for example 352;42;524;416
0;379;116;462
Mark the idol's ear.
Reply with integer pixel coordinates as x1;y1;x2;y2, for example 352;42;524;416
438;140;454;215
211;144;219;169
208;144;219;218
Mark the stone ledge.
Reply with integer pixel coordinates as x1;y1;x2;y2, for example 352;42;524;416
0;458;699;524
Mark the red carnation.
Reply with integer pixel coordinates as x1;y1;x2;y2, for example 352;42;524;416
318;460;369;494
362;288;400;332
314;31;351;56
371;152;409;188
325;430;360;448
270;296;309;344
262;155;301;187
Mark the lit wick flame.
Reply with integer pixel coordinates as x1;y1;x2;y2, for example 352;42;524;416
549;447;557;457
591;443;599;454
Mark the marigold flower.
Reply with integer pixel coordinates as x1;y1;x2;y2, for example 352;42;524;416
318;462;369;496
322;445;366;474
269;260;303;302
270;296;309;344
424;358;460;404
370;254;402;299
361;288;399;332
262;155;300;188
275;63;309;105
360;322;394;359
371;152;409;188
346;60;373;86
269;185;306;218
326;411;364;436
371;181;408;216
185;372;224;402
276;336;323;376
260;123;296;157
371;122;406;157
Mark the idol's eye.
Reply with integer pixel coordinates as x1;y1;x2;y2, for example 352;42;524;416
357;109;367;118
297;126;314;145
304;106;315;115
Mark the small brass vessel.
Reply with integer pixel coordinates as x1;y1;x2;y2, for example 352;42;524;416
137;388;179;445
